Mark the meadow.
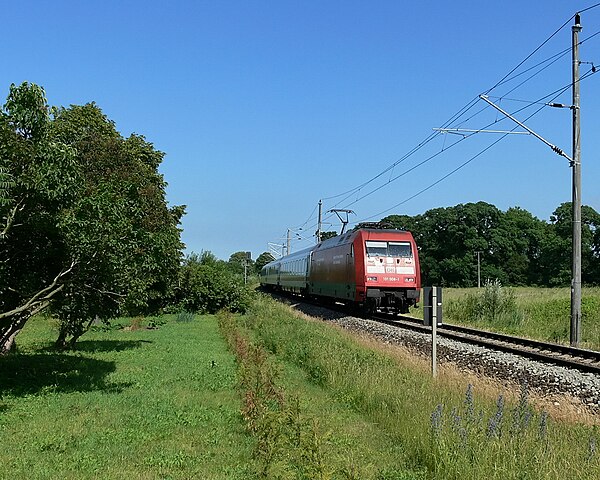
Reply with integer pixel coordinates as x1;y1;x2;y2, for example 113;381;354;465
1;295;600;479
0;315;254;479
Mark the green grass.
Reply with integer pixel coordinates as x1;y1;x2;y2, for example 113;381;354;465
3;296;600;479
243;295;600;480
0;312;432;479
0;315;254;479
219;310;424;479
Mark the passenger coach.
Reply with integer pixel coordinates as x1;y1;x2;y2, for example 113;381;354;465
260;228;421;314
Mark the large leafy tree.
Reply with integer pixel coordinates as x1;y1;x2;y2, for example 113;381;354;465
385;202;504;286
497;207;547;285
255;251;275;274
383;201;600;287
228;251;253;276
50;103;185;348
542;203;600;286
0;82;79;352
0;83;184;352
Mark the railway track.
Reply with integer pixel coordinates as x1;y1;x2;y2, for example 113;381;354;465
270;291;600;408
269;290;600;376
373;313;600;375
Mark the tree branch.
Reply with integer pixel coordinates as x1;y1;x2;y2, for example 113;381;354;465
0;200;24;239
83;284;126;299
0;260;76;321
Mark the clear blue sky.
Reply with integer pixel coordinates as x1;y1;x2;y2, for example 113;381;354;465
3;1;600;260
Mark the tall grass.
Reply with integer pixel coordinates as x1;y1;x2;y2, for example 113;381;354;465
218;311;337;479
243;294;600;479
429;382;555;478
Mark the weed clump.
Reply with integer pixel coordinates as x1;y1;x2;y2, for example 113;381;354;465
175;311;195;323
428;381;600;478
446;279;523;328
218;311;335;479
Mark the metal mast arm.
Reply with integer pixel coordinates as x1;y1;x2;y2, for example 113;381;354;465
479;95;573;163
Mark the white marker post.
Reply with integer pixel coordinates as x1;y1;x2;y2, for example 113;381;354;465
432;286;437;378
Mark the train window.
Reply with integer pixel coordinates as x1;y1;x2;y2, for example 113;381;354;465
366;241;413;257
389;242;412;257
366;241;388;257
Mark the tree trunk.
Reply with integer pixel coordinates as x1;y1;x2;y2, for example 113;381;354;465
1;329;19;354
55;326;69;350
0;314;29;354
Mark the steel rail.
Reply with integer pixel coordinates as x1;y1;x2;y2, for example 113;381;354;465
376;314;600;375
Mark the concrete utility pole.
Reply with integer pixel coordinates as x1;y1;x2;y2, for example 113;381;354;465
476;251;482;288
287;228;291;255
432;287;438;378
316;199;323;243
478;12;584;346
571;13;582;347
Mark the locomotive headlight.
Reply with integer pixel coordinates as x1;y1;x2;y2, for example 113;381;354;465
367;276;378;282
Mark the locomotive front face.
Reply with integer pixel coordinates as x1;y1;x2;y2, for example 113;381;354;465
358;233;421;314
364;240;417;285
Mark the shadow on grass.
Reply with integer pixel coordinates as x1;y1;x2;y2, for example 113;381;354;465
0;352;132;398
37;339;152;354
71;339;152;353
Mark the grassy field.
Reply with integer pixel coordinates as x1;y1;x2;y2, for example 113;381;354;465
0;315;254;479
410;286;600;349
0;314;427;479
2;297;600;479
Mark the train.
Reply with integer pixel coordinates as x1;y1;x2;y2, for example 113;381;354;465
260;228;421;314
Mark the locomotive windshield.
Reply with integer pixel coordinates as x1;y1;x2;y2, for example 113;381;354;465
389;241;412;257
365;241;412;257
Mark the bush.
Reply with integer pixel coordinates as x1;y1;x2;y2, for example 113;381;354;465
175;255;254;315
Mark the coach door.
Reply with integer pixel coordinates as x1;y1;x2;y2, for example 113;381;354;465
345;244;354;299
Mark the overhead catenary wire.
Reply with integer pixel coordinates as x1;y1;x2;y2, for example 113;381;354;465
273;9;600;246
580;2;600;14
330;34;600;227
350;68;598;226
320;22;593;212
320;38;581;222
313;68;594;234
439;27;600;132
338;76;583;209
483;14;575;96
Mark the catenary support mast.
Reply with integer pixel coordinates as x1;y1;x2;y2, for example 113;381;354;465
571;13;582;347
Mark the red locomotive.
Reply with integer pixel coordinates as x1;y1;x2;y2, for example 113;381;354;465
260;228;421;314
